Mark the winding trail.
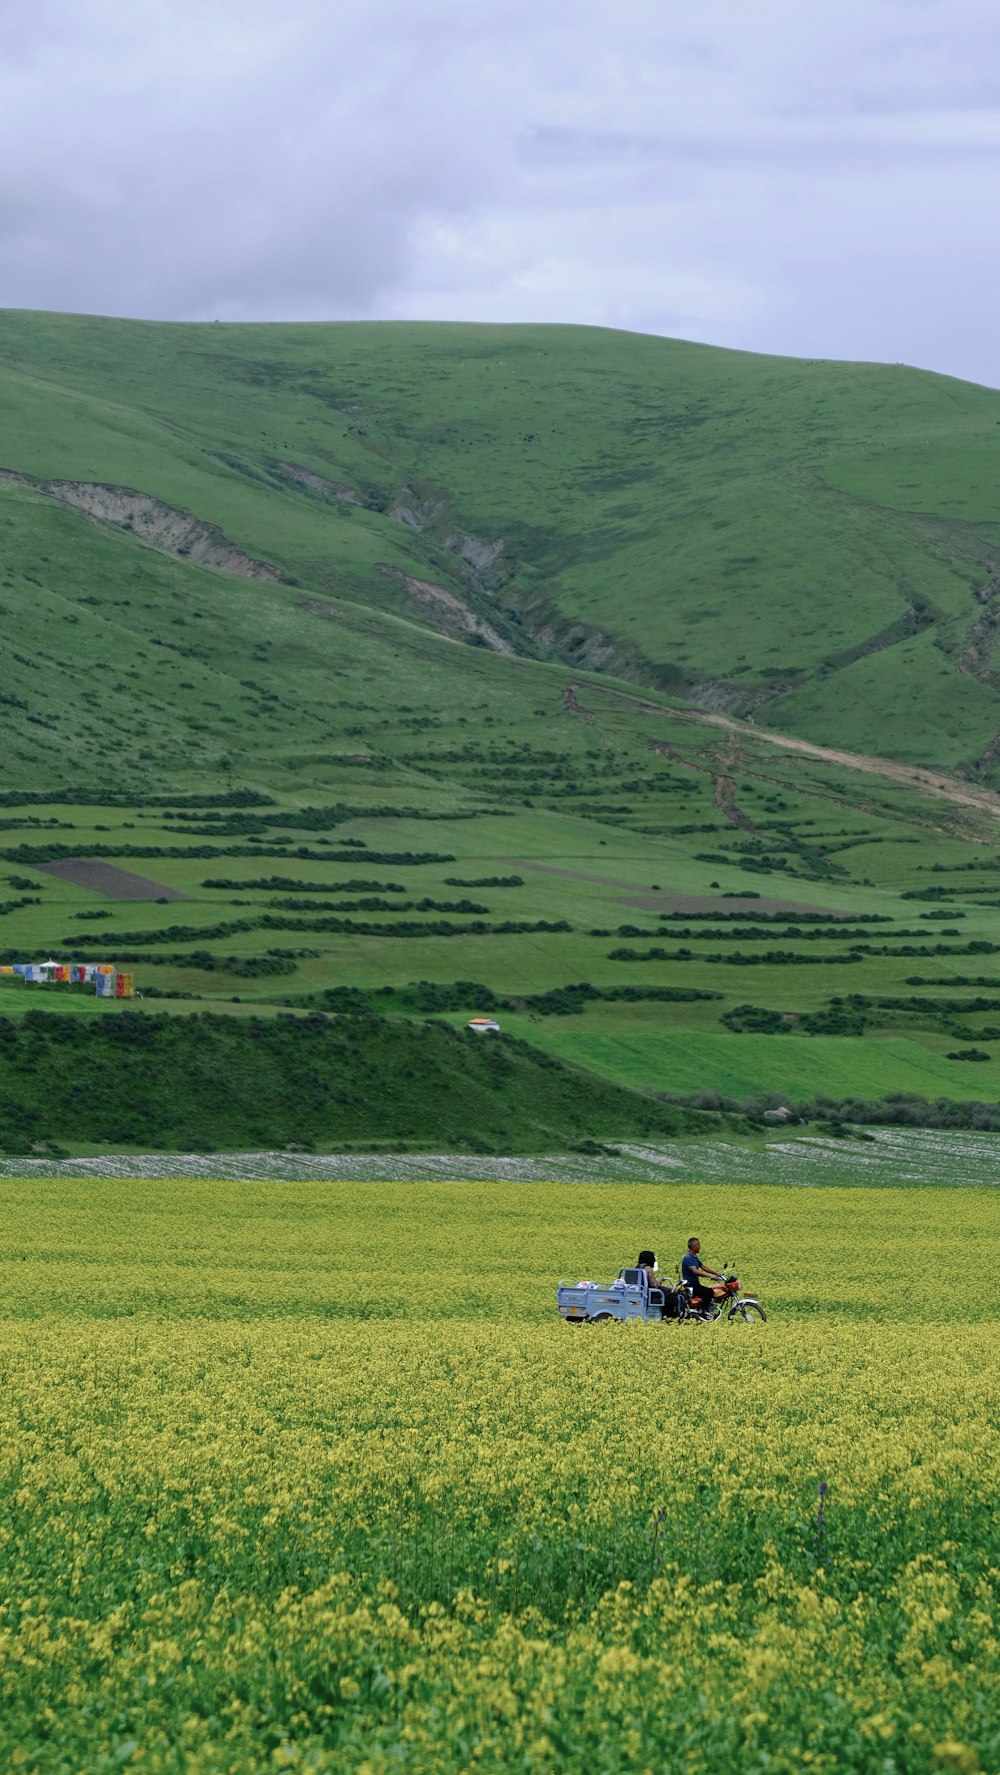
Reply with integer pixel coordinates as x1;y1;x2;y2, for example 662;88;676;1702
637;703;1000;822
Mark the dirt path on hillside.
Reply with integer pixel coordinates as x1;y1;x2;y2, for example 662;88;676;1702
651;738;759;833
636;702;1000;821
713;774;758;832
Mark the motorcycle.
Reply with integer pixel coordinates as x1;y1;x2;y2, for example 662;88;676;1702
677;1265;766;1323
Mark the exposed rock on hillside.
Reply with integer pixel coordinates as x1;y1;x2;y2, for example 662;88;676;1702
389;489;446;529
375;565;515;653
444;531;505;576
689;680;786;717
0;469;281;580
960;572;1000;687
278;461;359;503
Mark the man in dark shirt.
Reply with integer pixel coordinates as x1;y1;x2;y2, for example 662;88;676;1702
681;1237;721;1317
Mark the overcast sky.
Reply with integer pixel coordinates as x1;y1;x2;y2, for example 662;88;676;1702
3;0;999;385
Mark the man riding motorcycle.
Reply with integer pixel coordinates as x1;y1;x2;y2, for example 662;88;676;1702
680;1237;723;1318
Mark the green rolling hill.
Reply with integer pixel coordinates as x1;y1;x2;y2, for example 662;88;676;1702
2;309;1000;1148
2;310;1000;777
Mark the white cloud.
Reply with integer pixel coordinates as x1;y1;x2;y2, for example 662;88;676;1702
0;0;999;381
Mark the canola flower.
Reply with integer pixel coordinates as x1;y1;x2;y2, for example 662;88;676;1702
0;1178;997;1772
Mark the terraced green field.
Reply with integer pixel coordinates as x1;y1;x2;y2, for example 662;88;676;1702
511;1027;996;1099
2;312;1000;1147
3;752;1000;1148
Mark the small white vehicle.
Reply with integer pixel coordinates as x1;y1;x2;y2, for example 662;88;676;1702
557;1265;677;1324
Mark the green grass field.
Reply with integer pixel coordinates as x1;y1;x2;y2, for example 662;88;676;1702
3;312;1000;1139
509;1023;997;1098
3;758;1000;1141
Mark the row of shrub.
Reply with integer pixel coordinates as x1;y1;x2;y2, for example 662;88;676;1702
721;991;1000;1039
905;975;998;987
926;858;1000;874
0;818;75;831
202;876;407;892
610;924;950;944
266;914;567;939
608;941;998;963
54;916;573;947
508;982;723;1017
653;909;890;924
0;788;274;809
721;1004;868;1035
303;979;722;1018
2;843;457;865
902;885;999;900
667;1086;1000;1131
268;897;489;915
167;804;489;837
692;850;845;883
610;947;867;967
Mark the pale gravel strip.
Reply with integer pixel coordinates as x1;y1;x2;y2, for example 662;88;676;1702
0;1129;998;1186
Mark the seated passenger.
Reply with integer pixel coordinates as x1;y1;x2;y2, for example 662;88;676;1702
638;1248;677;1312
637;1248;660;1289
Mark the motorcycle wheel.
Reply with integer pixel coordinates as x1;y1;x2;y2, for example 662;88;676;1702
734;1301;767;1323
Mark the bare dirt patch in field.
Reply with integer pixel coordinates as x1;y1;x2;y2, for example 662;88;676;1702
504;862;848;918
617;891;848;915
38;860;186;900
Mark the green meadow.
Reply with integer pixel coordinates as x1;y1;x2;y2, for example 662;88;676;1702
4;759;1000;1148
509;1024;991;1100
2;312;1000;1148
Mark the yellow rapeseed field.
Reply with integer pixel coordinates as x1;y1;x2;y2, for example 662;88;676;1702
0;1178;997;1773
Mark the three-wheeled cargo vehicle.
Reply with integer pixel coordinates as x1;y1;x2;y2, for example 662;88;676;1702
557;1265;767;1324
557;1266;677;1323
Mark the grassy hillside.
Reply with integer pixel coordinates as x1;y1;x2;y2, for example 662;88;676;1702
0;1010;705;1154
2;311;1000;775
3;311;1000;1132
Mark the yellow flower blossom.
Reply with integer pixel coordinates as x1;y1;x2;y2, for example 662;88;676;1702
0;1175;994;1772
